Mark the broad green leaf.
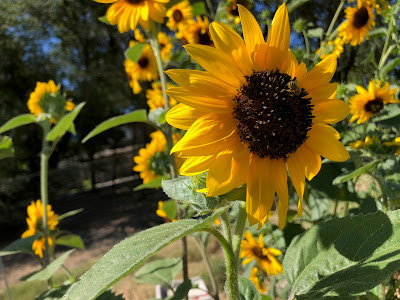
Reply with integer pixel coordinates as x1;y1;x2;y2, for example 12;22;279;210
238;275;262;300
332;160;380;185
82;110;150;143
162;199;177;221
284;210;400;300
168;279;192;300
23;250;74;281
56;208;84;221
56;235;85;249
98;16;110;24
381;57;400;76
124;43;146;63
47;102;86;141
0;234;40;256
287;0;311;12
135;258;182;287
0;136;14;160
0;114;37;134
133;176;167;191
63;207;229;300
192;1;206;16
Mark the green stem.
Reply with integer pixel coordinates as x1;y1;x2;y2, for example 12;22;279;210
220;212;232;246
194;237;219;300
379;282;386;299
326;0;345;39
378;17;394;70
61;264;74;280
205;0;215;19
302;30;310;65
232;201;247;264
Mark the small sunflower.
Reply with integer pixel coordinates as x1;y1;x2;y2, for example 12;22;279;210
249;267;266;293
125;42;159;94
134;29;147;43
176;16;213;46
227;0;250;25
21;199;59;258
146;82;177;111
316;37;344;59
240;231;283;276
349;79;399;124
166;4;350;229
27;80;75;121
349;135;377;149
93;0;169;33
166;0;193;31
158;32;173;61
338;0;375;46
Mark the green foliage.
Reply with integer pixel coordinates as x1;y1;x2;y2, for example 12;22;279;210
0;234;39;256
124;43;146;63
166;280;192;300
238;275;262;300
46;102;86;141
82;110;150;143
0;136;14;160
287;0;312;13
381;57;400;76
98;16;109;25
135;258;182;288
133;176;167;191
56;209;84;221
148;107;167;126
284;210;400;299
56;235;85;249
162;199;177;221
63;207;229;300
34;283;72;300
192;1;206;16
333;160;380;185
22;250;75;281
0;114;37;134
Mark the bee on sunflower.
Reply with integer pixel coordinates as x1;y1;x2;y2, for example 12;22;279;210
176;16;214;46
21;200;59;258
166;0;193;31
349;79;399;124
165;4;350;229
93;0;169;33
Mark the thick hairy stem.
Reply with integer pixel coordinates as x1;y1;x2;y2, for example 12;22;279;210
232;201;247;262
220;212;232;246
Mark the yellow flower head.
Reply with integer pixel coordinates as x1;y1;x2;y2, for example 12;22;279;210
125;42;159;94
349;79;399;124
134;29;147;43
166;0;193;31
240;231;283;276
349;135;378;149
316;37;344;59
166;4;350;229
27;80;75;121
146;82;177;111
158;32;173;61
93;0;169;33
21;199;59;258
338;0;375;46
176;16;214;46
249;267;266;293
227;0;250;25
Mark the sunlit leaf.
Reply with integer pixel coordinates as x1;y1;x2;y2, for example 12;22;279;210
124;43;146;63
332;160;380;185
0;114;37;134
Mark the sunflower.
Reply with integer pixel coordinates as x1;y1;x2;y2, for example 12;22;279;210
158;32;173;61
166;0;193;31
338;0;375;46
21;199;59;258
133;130;183;183
125;42;158;94
349;135;377;149
240;231;283;276
349;79;399;124
227;0;250;25
93;0;169;33
146;82;177;111
27;80;75;121
134;29;147;43
176;16;214;46
166;4;350;229
249;267;266;293
316;37;344;59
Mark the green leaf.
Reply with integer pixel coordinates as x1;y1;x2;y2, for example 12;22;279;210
162;199;177;221
124;43;146;63
23;250;74;281
56;208;84;221
0;136;14;160
307;28;324;39
34;283;72;300
135;258;182;287
192;1;206;16
134;176;167;191
169;279;192;300
369;27;387;38
0;234;40;256
284;210;400;300
63;207;229;300
47;102;86;141
238;275;262;300
287;0;311;13
96;290;126;300
0;114;37;134
332;160;380;185
56;235;85;249
381;57;400;76
98;16;110;24
82;110;150;143
148;107;166;126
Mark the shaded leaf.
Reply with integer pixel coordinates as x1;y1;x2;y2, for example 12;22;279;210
0;234;40;256
57;208;84;221
381;58;400;76
287;0;311;12
238;275;262;300
56;235;85;249
332;160;380;185
124;43;146;63
192;1;206;15
134;176;167;191
0;114;37;134
98;16;110;24
0;136;14;160
34;283;72;300
162;199;177;221
169;279;192;300
135;258;182;287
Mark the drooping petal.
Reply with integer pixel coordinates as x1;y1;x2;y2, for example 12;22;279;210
270;159;288;230
266;3;290;56
179;155;216;176
300;54;337;91
166;103;207;130
287;152;305;217
312;100;350;124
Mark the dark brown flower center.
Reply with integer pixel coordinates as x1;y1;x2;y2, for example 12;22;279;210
197;30;213;46
253;246;271;262
353;6;369;29
173;9;183;22
233;69;314;160
364;97;384;114
138;56;149;68
160;43;165;50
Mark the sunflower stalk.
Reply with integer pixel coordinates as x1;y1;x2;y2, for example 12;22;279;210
326;0;345;40
232;201;247;261
221;212;232;245
378;15;394;70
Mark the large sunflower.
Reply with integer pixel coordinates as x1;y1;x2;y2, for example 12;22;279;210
240;231;283;276
21;199;59;258
166;0;193;31
166;4;350;229
338;0;375;46
93;0;169;33
349;79;399;124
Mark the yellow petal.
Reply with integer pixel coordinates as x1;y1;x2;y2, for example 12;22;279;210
300;54;337;91
306;124;350;162
308;83;338;100
297;144;321;181
166;103;207;130
270;159;288;230
266;3;290;56
312;100;350;124
93;0;118;3
179;155;216;176
287;151;305;217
